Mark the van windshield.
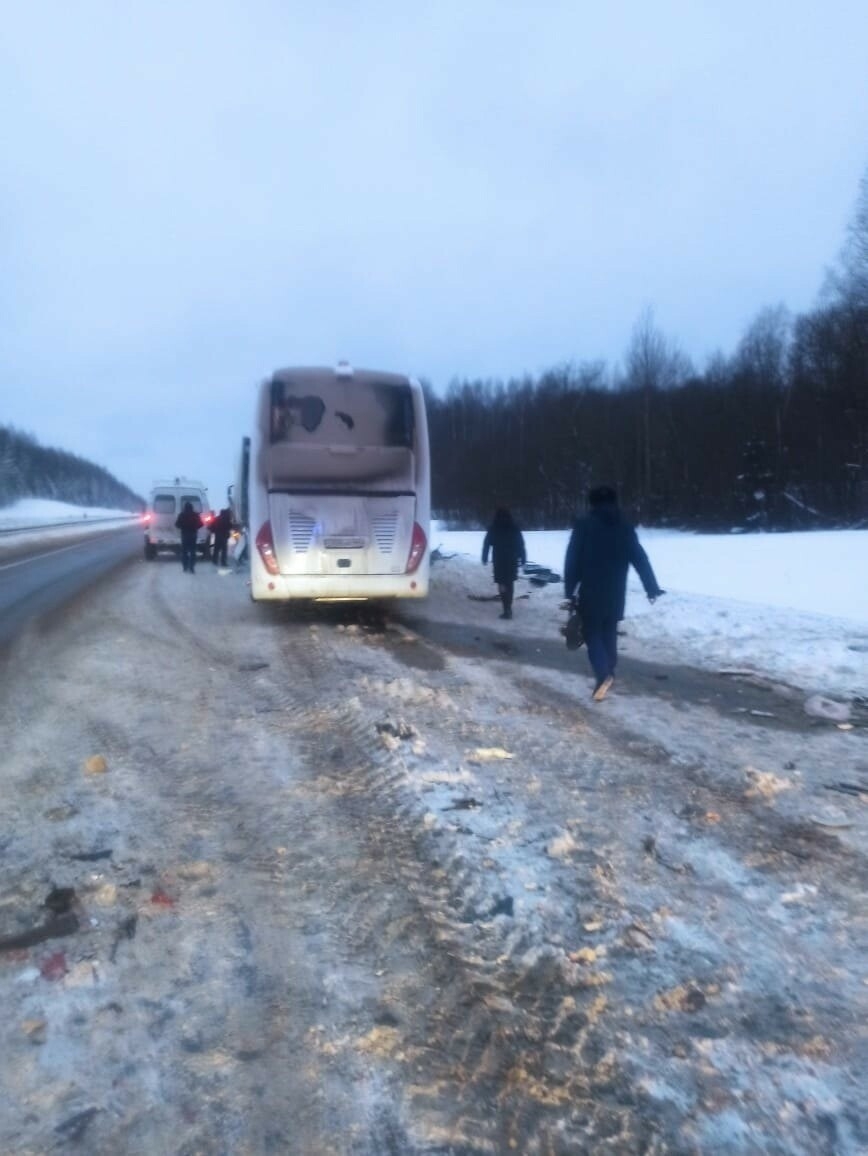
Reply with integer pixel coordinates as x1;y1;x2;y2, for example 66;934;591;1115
270;379;414;449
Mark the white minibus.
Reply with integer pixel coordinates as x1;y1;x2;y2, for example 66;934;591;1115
143;478;212;560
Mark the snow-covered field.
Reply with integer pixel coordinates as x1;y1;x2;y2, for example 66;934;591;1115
433;526;868;699
0;498;136;528
0;499;138;555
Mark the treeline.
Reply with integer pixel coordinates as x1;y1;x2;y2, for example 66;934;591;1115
428;171;868;531
0;425;143;511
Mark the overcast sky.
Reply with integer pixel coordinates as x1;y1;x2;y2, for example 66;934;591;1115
2;1;867;504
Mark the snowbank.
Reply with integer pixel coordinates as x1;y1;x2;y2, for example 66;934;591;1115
0;498;136;527
431;526;868;698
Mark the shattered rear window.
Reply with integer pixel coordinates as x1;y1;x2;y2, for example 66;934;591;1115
270;379;414;448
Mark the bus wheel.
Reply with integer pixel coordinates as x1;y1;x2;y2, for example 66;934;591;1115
144;542;157;560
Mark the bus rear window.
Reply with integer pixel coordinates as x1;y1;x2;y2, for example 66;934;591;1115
180;495;204;512
152;495;176;514
270;380;414;448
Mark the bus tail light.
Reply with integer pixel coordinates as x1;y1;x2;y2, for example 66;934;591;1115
405;522;427;574
256;521;280;575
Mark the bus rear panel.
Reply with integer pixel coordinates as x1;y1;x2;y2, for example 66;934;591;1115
248;366;430;602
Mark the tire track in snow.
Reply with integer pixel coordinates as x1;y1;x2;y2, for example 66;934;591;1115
242;613;670;1153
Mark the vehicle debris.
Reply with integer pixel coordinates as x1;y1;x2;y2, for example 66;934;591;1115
375;719;417;740
45;886;77;914
110;914;138;962
54;1107;99;1143
0;888;80;953
443;797;482;811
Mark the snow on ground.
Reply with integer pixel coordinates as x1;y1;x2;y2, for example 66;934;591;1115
0;498;136;527
4;503;866;696
431;525;868;699
0;499;138;557
1;524;866;1150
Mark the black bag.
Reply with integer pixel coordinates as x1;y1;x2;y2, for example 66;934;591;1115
563;612;584;650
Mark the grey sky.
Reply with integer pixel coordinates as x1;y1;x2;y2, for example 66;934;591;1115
2;1;867;504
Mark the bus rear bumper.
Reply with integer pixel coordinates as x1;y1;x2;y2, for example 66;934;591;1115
250;570;429;602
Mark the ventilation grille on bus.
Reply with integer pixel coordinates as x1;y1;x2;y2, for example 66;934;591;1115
288;512;316;552
371;512;400;553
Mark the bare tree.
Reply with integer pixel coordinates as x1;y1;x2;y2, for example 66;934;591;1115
623;308;693;510
840;167;868;307
735;304;791;389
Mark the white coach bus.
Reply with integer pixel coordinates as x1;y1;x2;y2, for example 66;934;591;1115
248;363;430;602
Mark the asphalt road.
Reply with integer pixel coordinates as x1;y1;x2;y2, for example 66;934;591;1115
0;527;141;648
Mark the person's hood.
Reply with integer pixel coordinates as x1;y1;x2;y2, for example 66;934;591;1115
590;502;621;527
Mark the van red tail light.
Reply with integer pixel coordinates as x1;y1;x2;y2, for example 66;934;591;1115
256;520;280;575
142;513;151;525
405;522;427;574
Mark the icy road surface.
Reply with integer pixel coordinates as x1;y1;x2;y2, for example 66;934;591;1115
0;553;866;1154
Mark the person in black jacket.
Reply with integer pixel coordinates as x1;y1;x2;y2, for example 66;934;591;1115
482;508;527;620
210;507;233;567
175;501;203;573
564;486;664;700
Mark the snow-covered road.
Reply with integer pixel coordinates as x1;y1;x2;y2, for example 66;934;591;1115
1;551;865;1153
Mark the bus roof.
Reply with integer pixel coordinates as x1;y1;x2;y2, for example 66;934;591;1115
266;366;415;389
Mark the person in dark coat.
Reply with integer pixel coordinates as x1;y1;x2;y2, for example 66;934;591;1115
482;508;527;620
175;501;203;573
564;486;664;700
211;507;233;567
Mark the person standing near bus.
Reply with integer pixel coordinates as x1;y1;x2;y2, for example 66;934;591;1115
482;508;526;620
175;501;203;573
564;485;664;700
210;507;233;567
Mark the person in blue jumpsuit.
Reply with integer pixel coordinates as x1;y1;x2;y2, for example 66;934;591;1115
564;486;664;700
